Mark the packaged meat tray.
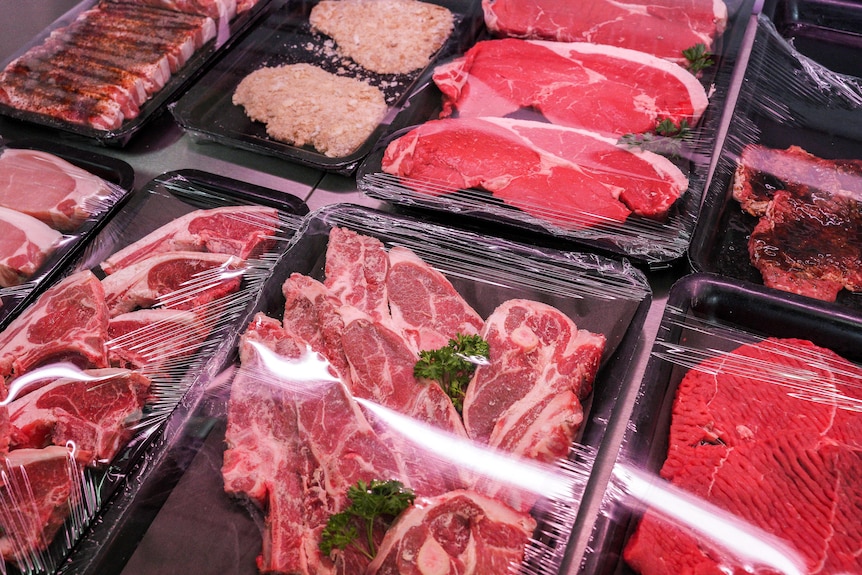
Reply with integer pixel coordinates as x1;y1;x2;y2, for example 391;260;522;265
170;0;483;175
0;169;308;575
0;0;275;147
689;14;862;311
61;203;652;575
582;272;862;575
355;0;756;268
0;139;134;330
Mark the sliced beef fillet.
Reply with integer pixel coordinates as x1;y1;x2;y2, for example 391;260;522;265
382;117;688;228
101;205;281;274
223;313;406;575
0;446;79;563
482;0;728;63
386;245;484;353
324;227;391;323
366;489;537;575
733;144;862;302
0;270;110;382
624;337;862;575
99;251;245;317
0;148;116;233
7;368;150;465
0;206;63;288
432;38;709;137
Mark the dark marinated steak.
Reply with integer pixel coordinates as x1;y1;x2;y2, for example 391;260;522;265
733;144;862;302
366;489;538;575
624;337;862;575
324;227;391;323
0;206;62;288
432;38;708;137
482;0;728;63
107;0;238;19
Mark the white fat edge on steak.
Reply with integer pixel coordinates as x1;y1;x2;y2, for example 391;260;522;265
598;0;728;40
480;116;690;195
0;206;64;253
528;39;710;122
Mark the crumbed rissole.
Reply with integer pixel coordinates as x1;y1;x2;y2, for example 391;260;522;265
309;0;454;74
232;63;388;157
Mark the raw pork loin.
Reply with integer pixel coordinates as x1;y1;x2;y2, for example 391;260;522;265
0;206;63;287
433;38;708;137
382;117;689;227
624;338;862;575
482;0;728;63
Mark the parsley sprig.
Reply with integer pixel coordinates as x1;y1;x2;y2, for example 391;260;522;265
619;118;692;156
683;43;715;74
319;479;416;560
414;333;490;413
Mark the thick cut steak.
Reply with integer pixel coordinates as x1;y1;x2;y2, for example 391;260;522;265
100;205;281;274
366;489;538;575
0;206;62;288
99;251;244;316
105;0;238;19
324;227;391;323
8;368;150;465
0;270;110;382
433;38;708;137
0;148;115;232
382;116;688;228
0;446;79;563
482;0;728;62
624;338;862;575
106;308;211;370
386;246;484;352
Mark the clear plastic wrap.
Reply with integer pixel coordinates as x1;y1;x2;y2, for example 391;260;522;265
355;0;755;268
690;14;862;311
171;0;484;175
583;273;862;575
63;204;652;575
0;139;134;330
0;0;275;147
0;170;308;575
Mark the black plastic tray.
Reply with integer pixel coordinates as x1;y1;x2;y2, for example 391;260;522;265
0;0;275;147
581;272;862;575
0;139;135;330
171;0;484;175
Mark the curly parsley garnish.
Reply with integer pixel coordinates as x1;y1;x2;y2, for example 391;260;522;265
414;333;490;413
619;118;693;156
683;43;715;74
319;479;416;560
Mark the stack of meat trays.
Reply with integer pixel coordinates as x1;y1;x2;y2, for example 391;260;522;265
356;0;756;268
0;139;134;330
59;204;652;575
0;170;308;575
689;11;862;312
0;0;274;146
582;273;862;575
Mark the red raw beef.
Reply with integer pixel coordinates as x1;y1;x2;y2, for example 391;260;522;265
0;148;115;232
432;38;709;137
624;338;862;575
0;446;79;563
482;0;728;62
324;227;391;323
106;308;211;370
8;368;150;465
0;270;110;382
222;313;406;575
366;489;537;575
100;205;282;275
0;206;63;288
382;116;688;227
99;251;245;317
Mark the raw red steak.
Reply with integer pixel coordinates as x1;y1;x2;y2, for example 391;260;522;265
100;205;281;274
433;38;708;137
0;270;110;382
624;338;862;575
0;206;62;288
324;227;391;323
106;308;211;370
386;245;484;352
8;368;150;465
366;489;538;575
0;148;115;232
382;116;688;228
482;0;728;63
